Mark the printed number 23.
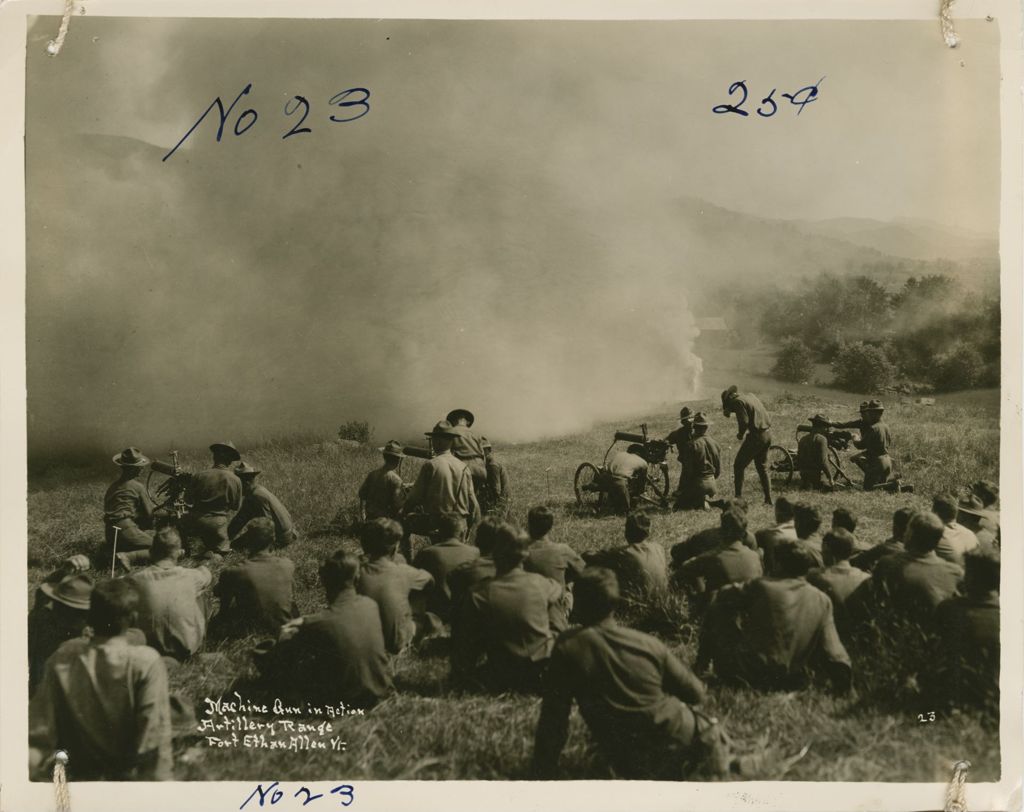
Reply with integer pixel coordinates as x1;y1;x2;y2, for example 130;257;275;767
918;711;936;723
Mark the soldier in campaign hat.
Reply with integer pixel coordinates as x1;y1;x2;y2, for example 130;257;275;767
228;461;299;547
402;421;480;559
796;415;835;491
185;441;243;557
675;412;722;510
29;563;94;693
358;440;408;522
721;386;774;505
666;407;695;496
103;447;157;560
831;401;894;490
446;408;491;505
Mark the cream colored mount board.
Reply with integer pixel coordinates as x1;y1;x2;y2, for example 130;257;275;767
0;1;1021;811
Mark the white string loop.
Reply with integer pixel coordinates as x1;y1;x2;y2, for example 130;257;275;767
53;750;71;812
940;0;960;48
46;0;75;56
944;759;971;812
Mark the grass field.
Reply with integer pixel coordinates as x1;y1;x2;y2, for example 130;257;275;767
26;387;1001;782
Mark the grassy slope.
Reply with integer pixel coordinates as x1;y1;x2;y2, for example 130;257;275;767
26;388;1000;782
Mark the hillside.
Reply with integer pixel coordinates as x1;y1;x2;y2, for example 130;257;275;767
26;390;1000;783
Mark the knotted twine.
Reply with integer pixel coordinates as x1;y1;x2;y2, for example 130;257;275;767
944;759;971;812
940;0;960;48
45;0;74;56
53;750;71;812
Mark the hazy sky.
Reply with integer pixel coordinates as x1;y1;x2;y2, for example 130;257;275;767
24;18;1001;456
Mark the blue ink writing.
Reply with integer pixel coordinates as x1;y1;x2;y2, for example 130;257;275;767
240;781;284;808
163;84;371;161
713;77;824;119
240;783;355;810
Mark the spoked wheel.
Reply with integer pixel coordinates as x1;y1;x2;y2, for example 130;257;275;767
829;448;854;488
641;464;670;508
767;445;795;485
574;462;604;512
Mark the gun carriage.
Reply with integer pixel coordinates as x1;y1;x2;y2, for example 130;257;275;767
573;424;671;512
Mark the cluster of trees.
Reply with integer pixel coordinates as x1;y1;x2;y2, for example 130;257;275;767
765;274;1000;393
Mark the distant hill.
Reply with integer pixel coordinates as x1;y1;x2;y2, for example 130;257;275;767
794;216;998;262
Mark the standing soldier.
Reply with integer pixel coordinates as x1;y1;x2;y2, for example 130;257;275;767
104;448;156;556
403;421;480;559
675;413;721;510
796;415;835;491
228;462;299;547
358;441;407;522
831;400;893;491
185;441;243;558
481;438;511;518
666;407;694;501
722;385;773;506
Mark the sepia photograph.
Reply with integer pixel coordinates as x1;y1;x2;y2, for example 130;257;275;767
11;10;1016;797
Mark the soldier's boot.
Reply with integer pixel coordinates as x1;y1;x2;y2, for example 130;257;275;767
754;463;773;506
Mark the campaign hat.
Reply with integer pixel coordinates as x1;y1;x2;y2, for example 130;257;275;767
861;400;885;413
720;385;738;407
112;447;150;467
446;408;475;427
809;414;830;426
480;436;493;450
40;573;94;611
679;406;694;423
426;420;460;438
970;480;999;506
235;461;261;477
379;440;406;459
692;412;711;428
209;441;242;461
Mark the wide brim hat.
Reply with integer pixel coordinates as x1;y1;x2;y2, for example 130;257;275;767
809;414;830;426
679;406;694;423
40;573;94;611
445;408;475;427
860;399;885;413
210;441;241;461
970;480;998;505
234;461;261;477
426;420;460;438
480;436;493;450
692;412;711;428
113;447;150;467
378;440;405;458
720;386;738;407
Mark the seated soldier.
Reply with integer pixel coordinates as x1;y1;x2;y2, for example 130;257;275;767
228;462;299;547
28;558;94;694
532;567;737;781
807;529;870;637
211;517;298;636
670;498;758;567
29;579;173;781
931;549;999;710
358;441;407;522
872;511;964;621
257;550;393;709
586;511;668;601
958;480;999;548
130;527;213;661
448;517;501;641
451;524;563;693
932;493;980;566
412;512;480;623
678;509;763;608
754;497;797;565
675;413;722;511
604;444;649;514
791;503;825;570
831;506;871;555
850;507;913;573
104;448;156;566
524;505;585;631
696;542;852;693
796;415;835;491
357;518;434;655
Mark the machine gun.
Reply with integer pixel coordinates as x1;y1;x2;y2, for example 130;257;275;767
402;445;434;460
146;451;193;522
608;423;671;466
796;425;854;452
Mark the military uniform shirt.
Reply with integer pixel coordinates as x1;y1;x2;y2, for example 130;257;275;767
461;569;562;663
796;433;830;474
936;522;980;566
666;425;692;461
625;541;669;595
228;484;296;543
525;539;586;587
606;450;648;479
539;620;704;770
834;419;891;457
413;540;480;619
874;551;964;615
130;562;212;660
450;426;486;462
188;465;243;516
681;540;763;593
104;477;155;525
850;538;905;572
357;557;433;654
358;466;406;519
404;450;478;519
29;634;172;781
215;552;297;632
731;393;771;434
680;435;722;481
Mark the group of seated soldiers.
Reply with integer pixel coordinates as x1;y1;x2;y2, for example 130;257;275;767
27;422;1001;782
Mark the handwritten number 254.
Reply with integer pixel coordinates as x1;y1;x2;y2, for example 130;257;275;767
713;78;824;118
